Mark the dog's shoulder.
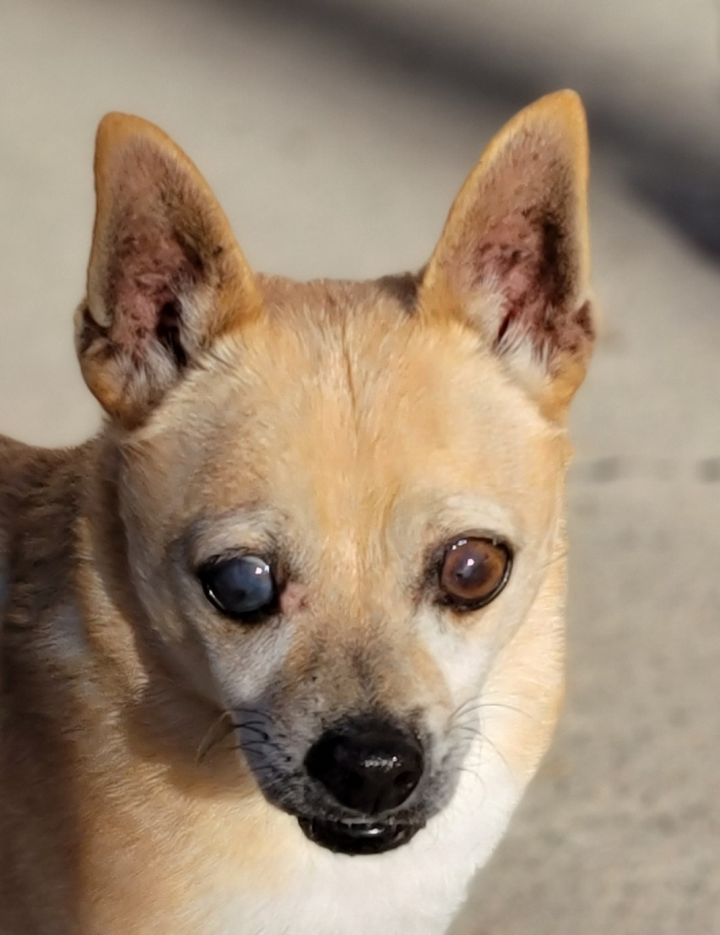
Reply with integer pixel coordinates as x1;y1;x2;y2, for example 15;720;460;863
0;434;36;514
1;433;78;543
0;435;37;609
0;435;97;928
0;434;91;624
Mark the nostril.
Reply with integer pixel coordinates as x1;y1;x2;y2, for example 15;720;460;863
304;719;425;816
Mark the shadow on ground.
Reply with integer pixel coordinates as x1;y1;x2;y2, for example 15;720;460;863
221;0;720;260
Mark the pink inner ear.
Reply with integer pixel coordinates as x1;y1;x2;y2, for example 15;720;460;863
95;141;206;359
467;203;591;358
105;217;200;359
443;131;592;361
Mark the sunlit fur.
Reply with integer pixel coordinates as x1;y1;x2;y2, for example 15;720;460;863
0;91;592;934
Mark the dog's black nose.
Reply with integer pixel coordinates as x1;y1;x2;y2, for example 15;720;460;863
304;719;424;816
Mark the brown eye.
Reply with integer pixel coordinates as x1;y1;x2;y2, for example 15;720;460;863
438;537;512;609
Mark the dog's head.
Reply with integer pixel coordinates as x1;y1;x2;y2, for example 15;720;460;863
77;93;592;856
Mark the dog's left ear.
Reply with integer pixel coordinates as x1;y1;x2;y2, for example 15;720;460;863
421;90;593;418
77;114;260;428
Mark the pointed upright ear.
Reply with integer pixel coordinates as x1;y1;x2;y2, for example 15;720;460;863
421;90;593;417
76;114;261;427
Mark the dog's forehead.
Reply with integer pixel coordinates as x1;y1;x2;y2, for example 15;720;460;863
254;279;551;438
141;276;564;539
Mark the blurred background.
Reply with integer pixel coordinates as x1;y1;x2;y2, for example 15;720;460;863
1;0;718;931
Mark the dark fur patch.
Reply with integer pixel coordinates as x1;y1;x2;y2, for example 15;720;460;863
76;303;102;355
377;272;421;314
156;300;188;370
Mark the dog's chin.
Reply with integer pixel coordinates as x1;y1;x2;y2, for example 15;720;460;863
297;814;424;856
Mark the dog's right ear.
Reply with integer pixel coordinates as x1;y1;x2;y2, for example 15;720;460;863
77;114;260;428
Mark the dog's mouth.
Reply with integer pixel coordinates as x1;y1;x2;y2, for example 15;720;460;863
297;814;423;856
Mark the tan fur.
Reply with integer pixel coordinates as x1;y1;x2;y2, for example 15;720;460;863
0;92;592;933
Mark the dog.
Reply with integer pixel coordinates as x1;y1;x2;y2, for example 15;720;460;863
0;90;593;934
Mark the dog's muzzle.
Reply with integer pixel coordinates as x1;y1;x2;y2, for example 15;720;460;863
297;814;421;855
299;717;426;856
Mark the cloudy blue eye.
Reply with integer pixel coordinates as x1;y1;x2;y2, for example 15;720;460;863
199;556;278;622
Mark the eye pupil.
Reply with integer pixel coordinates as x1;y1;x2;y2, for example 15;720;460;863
439;537;511;609
199;556;277;622
454;554;479;581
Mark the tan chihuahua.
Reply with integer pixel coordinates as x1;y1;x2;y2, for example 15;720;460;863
0;91;593;934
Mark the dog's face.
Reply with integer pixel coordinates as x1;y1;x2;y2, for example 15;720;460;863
77;94;592;856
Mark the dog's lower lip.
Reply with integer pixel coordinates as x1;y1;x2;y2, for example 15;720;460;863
297;815;421;855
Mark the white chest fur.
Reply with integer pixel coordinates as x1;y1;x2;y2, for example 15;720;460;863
198;741;521;935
